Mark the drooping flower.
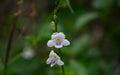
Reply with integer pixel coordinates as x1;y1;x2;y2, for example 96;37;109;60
21;46;35;60
47;32;70;48
46;50;64;67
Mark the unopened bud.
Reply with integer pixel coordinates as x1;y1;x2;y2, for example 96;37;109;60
51;21;56;32
53;15;57;21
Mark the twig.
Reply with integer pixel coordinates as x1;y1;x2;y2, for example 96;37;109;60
3;0;23;74
3;17;17;75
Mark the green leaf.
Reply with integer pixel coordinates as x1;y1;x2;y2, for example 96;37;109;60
71;34;90;54
24;36;38;46
93;0;114;10
0;63;4;75
57;0;74;13
75;12;99;30
66;0;74;14
87;47;100;58
69;59;88;75
58;0;66;9
37;16;52;40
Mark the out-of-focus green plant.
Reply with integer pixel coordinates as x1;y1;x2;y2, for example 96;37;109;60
0;0;120;75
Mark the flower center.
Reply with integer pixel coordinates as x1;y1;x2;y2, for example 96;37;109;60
51;56;58;60
56;39;62;46
51;60;56;64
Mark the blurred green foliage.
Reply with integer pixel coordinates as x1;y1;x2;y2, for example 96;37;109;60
0;0;120;75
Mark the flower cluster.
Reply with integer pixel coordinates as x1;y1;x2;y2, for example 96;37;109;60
46;32;70;67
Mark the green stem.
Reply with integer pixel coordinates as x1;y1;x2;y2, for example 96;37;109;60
53;0;65;75
0;53;21;75
58;49;65;75
61;66;65;75
53;10;57;32
3;17;16;75
52;0;61;32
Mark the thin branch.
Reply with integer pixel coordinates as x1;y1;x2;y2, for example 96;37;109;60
3;17;17;75
3;0;23;74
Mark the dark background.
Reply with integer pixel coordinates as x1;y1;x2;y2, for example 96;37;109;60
0;0;120;75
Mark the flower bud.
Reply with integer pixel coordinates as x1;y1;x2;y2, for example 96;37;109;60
53;15;57;21
51;21;56;32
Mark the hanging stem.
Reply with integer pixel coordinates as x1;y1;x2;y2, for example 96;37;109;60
53;0;65;75
61;66;65;75
53;10;57;32
58;49;65;75
52;0;61;32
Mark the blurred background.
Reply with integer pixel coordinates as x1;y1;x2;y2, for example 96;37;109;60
0;0;120;75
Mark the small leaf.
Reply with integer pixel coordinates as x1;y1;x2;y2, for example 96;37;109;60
66;0;74;14
93;0;114;10
24;36;38;46
69;59;88;75
71;34;90;54
75;12;99;30
57;0;74;13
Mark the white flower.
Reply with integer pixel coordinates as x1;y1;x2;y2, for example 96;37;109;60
47;32;70;48
21;46;35;60
46;50;64;67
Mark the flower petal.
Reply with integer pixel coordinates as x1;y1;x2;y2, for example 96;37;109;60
62;39;70;46
49;50;60;59
50;60;56;67
47;40;55;47
51;32;65;39
58;32;65;39
49;50;55;56
46;58;51;64
57;59;64;66
55;44;63;48
51;32;58;39
50;63;56;67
